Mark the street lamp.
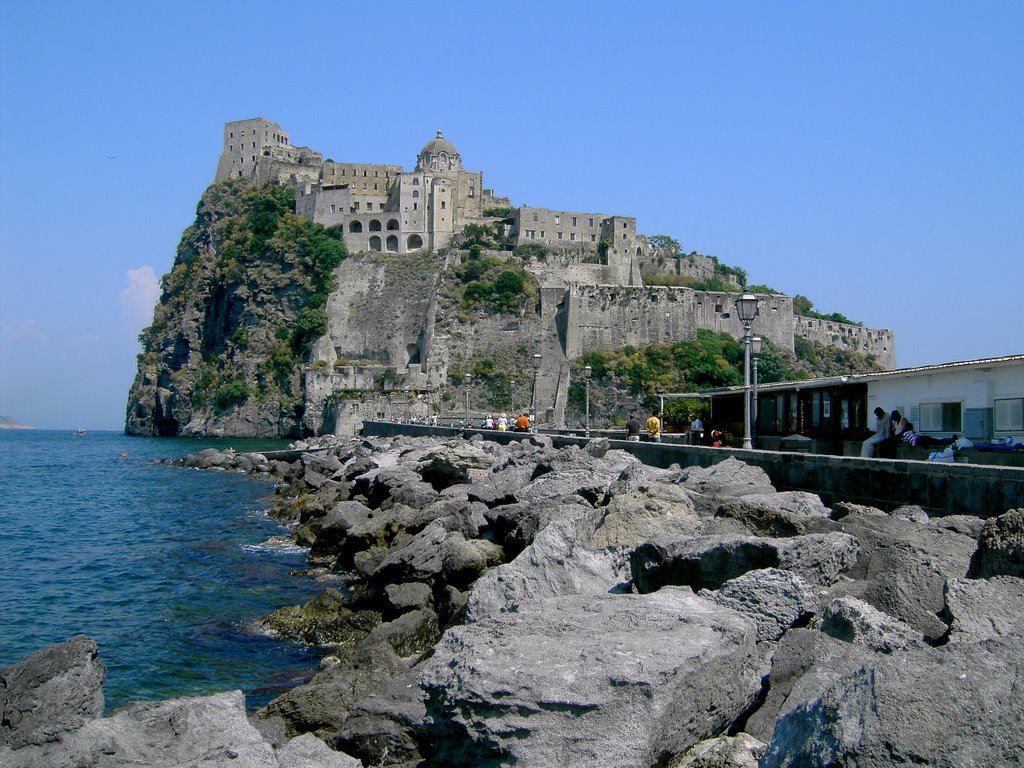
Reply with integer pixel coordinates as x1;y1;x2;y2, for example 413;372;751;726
531;353;542;432
464;373;472;427
584;364;593;437
509;379;516;414
751;336;763;447
734;294;759;449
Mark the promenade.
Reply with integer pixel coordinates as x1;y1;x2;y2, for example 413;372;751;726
360;421;1024;518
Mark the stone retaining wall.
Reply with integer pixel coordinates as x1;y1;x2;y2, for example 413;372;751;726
360;421;1024;518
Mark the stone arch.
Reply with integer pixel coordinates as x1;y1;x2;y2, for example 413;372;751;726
406;343;421;365
636;246;644;259
413;178;420;186
386;235;399;252
412;189;419;198
386;219;400;231
369;235;382;252
349;221;363;233
407;234;423;251
369;219;382;232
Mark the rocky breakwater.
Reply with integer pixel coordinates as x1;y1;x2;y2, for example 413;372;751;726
4;434;1024;767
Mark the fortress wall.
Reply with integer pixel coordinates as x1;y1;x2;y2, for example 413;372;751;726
565;286;794;360
513;207;607;248
795;316;896;369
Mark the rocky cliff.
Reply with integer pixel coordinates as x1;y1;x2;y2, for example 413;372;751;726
125;180;345;438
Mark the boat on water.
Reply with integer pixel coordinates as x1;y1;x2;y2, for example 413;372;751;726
73;428;86;436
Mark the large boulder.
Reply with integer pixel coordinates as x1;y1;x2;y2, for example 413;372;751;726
257;642;408;740
829;511;977;640
701;568;817;643
0;635;106;749
465;518;629;622
761;635;1024;767
818;595;924;653
942;576;1024;643
967;507;1024;578
713;492;831;537
418;589;767;768
2;690;276;768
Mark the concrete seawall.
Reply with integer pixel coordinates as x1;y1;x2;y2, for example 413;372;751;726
360;421;1023;518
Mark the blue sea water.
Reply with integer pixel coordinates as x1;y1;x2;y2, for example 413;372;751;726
0;429;326;712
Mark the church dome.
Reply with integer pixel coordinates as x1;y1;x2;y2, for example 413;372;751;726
419;130;458;158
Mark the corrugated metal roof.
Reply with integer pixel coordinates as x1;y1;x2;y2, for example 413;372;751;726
696;353;1024;395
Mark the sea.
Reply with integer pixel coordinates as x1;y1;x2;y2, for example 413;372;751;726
0;428;327;712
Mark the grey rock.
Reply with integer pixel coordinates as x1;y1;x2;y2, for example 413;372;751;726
967;507;1024;578
818;595;924;652
668;732;765;768
830;511;977;640
714;492;831;537
761;635;1024;767
774;532;860;587
482;500;592;558
942;576;1024;643
582;481;704;549
702;568;816;643
929;513;986;539
889;503;929;523
830;500;886;519
0;635;105;749
1;690;276;768
257;643;407;740
465;518;629;622
416;444;495;490
418;589;766;768
383;582;433;616
276;733;362;767
333;667;427;768
358;609;440;659
672;458;776;512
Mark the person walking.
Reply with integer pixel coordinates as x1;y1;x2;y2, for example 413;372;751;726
689;413;704;445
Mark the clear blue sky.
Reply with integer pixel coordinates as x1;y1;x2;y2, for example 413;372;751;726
2;1;1021;430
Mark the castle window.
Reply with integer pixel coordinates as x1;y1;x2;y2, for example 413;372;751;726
252;142;256;148
252;156;255;162
413;190;419;198
554;215;561;225
413;178;419;185
441;201;446;209
557;232;563;240
469;185;475;197
591;235;596;242
413;203;418;210
533;213;538;222
363;170;367;177
354;202;360;210
229;145;233;151
374;170;378;177
330;204;336;213
570;233;576;241
589;218;594;226
229;132;234;138
540;231;545;238
572;217;577;226
622;222;627;228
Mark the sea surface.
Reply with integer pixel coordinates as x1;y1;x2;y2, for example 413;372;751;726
0;429;327;712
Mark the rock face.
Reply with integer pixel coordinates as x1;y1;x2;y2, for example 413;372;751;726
18;433;1022;767
0;635;105;749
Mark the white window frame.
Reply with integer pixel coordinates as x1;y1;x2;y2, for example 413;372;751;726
918;401;962;432
995;398;1024;431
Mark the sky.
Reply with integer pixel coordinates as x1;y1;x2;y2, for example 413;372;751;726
1;1;1021;430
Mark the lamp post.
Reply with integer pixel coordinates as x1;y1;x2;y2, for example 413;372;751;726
509;379;516;415
584;364;593;437
531;353;542;432
734;294;759;449
751;336;763;447
464;373;471;427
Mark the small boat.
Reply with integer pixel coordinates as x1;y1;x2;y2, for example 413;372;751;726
73;429;86;436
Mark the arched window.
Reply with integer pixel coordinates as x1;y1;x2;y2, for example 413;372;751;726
386;235;399;253
412;178;420;186
407;234;423;251
386;219;400;231
369;219;382;232
369;235;382;252
349;221;363;233
412;190;419;198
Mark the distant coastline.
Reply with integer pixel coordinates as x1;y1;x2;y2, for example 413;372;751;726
0;417;34;430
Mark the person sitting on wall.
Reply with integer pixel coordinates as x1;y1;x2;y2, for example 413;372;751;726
497;414;508;432
514;412;531;432
861;407;893;457
645;409;662;443
625;411;642;442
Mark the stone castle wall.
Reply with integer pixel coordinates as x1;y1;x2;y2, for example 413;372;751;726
794;316;895;368
563;285;794;361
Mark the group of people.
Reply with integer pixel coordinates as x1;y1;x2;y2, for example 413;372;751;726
861;407;953;457
625;409;704;444
480;413;533;432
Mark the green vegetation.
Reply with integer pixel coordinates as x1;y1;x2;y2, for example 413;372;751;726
137;179;348;416
483;206;513;218
514;242;548;260
793;294;861;326
648;234;681;253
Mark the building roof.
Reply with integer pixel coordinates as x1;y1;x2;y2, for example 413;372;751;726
701;354;1024;396
419;130;458;159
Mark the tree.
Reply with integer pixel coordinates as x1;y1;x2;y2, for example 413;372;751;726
648;235;680;252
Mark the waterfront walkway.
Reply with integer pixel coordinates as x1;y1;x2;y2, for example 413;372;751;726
360;421;1023;519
